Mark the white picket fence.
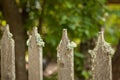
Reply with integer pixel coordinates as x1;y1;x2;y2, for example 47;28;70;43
1;25;114;80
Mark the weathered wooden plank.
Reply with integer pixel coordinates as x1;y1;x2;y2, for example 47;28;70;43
27;27;44;80
1;25;15;80
57;29;76;80
89;30;114;80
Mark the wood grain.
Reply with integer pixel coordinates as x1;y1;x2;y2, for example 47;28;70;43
57;29;74;80
1;25;15;80
90;30;114;80
28;27;44;80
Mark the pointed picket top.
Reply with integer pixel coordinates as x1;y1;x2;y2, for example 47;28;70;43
95;29;106;48
61;29;69;41
90;29;114;57
2;24;13;40
27;27;44;47
89;29;114;80
98;30;105;43
57;29;69;51
32;27;44;47
1;25;15;80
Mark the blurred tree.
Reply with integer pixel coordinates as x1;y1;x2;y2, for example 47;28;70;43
112;40;120;80
1;0;27;80
108;0;120;3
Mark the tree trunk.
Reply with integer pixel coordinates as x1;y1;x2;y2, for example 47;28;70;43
108;0;120;3
79;38;96;70
38;0;46;34
1;0;27;80
112;40;120;80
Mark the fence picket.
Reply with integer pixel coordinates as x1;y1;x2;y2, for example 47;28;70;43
27;27;44;80
57;29;76;80
89;30;114;80
1;25;15;80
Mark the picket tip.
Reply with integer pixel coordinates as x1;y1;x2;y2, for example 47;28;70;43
32;27;38;34
97;29;105;43
5;24;10;32
62;29;69;40
90;28;114;56
57;29;68;50
33;27;44;47
2;24;13;39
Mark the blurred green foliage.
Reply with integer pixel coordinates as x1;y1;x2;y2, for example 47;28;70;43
0;0;120;80
105;4;120;46
44;74;57;80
